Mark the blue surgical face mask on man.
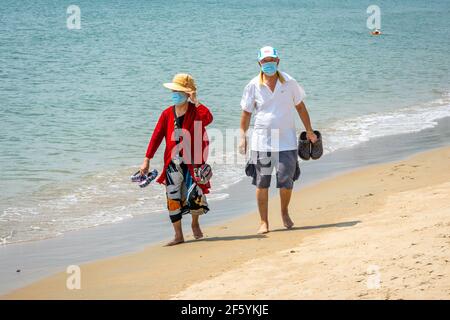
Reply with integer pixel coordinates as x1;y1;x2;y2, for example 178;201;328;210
261;61;278;76
171;92;187;105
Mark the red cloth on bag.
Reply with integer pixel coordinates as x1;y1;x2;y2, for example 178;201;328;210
145;102;213;194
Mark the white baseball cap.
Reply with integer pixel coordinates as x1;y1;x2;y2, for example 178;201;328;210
257;46;279;61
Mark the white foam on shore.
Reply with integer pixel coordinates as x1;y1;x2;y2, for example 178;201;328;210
322;94;450;154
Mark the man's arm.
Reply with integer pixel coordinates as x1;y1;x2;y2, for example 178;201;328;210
295;101;317;143
239;110;252;154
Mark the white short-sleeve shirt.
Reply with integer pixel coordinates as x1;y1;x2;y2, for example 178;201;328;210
240;71;306;152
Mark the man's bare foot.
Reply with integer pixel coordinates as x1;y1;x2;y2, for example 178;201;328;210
257;222;269;234
192;223;204;239
282;214;294;229
165;237;184;246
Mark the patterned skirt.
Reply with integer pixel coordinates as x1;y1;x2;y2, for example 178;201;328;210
165;160;209;223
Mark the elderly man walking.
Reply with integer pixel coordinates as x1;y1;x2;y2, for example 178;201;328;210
239;46;317;234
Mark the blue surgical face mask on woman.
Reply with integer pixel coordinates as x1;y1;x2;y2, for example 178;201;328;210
261;61;278;76
171;92;187;105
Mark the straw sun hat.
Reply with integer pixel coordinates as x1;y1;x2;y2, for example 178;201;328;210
163;73;197;93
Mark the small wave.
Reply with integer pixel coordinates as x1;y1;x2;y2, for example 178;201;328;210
0;167;167;245
207;193;230;201
322;93;450;153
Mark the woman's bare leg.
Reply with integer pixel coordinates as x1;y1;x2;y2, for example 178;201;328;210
191;214;203;239
166;219;184;246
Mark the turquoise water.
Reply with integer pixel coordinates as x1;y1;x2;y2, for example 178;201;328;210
0;0;449;244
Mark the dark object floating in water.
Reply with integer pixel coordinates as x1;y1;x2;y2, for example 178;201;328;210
371;29;382;35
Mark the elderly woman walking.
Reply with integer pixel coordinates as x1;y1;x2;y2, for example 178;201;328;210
140;73;213;246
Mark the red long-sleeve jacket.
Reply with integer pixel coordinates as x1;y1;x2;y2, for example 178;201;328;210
145;102;213;194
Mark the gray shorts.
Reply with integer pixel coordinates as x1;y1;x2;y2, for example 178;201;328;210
249;150;300;189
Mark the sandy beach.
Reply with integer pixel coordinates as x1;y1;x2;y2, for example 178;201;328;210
3;146;450;300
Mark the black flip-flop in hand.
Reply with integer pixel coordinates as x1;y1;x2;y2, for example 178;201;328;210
298;131;311;160
310;130;323;160
298;130;323;160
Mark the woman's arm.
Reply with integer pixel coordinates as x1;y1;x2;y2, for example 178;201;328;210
140;111;167;174
145;112;167;159
188;92;213;126
196;104;213;126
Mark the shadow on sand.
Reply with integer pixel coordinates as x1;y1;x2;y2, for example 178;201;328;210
184;234;267;243
270;220;362;233
185;220;361;243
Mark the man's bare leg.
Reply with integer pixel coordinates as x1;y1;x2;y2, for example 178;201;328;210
166;219;184;246
280;188;294;229
191;214;203;239
256;187;269;233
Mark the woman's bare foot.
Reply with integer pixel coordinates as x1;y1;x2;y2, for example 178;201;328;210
165;237;184;246
191;223;204;239
282;214;294;229
257;222;269;234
